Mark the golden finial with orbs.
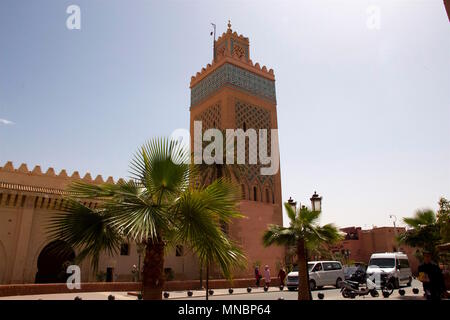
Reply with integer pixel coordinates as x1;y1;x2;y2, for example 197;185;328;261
227;20;232;30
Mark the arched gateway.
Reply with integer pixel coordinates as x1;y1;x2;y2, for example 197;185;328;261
35;240;75;283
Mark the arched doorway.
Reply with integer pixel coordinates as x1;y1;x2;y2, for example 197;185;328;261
35;240;75;283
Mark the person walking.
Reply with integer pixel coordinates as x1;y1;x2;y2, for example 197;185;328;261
131;264;139;282
278;267;286;286
264;265;271;287
254;265;262;287
418;250;446;300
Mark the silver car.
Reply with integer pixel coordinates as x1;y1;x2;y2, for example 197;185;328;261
286;261;345;291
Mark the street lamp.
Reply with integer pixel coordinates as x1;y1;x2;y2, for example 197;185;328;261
389;214;398;251
287;197;297;212
310;191;322;212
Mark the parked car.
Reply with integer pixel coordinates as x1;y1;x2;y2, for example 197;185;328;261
366;252;413;288
286;261;345;291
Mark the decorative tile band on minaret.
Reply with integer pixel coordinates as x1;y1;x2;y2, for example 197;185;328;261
191;63;276;107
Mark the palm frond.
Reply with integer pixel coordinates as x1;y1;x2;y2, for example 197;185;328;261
403;209;436;228
284;202;297;223
263;224;297;247
103;180;172;243
45;198;122;272
298;207;321;224
129;138;190;202
202;179;243;222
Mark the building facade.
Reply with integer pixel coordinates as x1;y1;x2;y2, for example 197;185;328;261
189;22;285;277
331;226;420;274
0;161;200;284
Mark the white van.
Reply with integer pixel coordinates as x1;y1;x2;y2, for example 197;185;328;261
366;252;413;288
286;261;345;291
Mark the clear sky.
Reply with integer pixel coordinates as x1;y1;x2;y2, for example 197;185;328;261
0;0;449;229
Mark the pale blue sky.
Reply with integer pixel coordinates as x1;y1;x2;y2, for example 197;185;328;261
0;0;449;228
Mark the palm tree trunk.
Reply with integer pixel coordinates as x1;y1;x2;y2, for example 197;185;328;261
205;263;209;301
297;238;311;300
142;237;165;300
305;247;312;300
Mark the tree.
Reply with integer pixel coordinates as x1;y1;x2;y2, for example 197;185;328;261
262;203;342;300
193;129;246;289
46;138;246;300
398;209;441;262
437;197;450;243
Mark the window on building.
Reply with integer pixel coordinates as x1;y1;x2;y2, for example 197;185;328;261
265;188;270;203
20;195;26;207
175;245;184;257
253;186;257;201
120;243;130;256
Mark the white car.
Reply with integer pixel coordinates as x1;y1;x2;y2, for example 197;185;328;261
286;261;345;291
366;252;413;288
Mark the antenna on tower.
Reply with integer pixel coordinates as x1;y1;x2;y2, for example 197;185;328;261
210;23;216;62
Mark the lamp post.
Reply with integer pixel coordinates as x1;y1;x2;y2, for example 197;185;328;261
389;214;398;251
310;191;322;212
344;249;351;264
287;197;297;212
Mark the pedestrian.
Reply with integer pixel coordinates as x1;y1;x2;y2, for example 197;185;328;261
278;266;286;286
254;265;262;287
418;250;446;300
264;265;271;287
131;264;139;282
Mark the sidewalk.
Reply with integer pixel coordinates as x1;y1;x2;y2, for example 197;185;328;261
162;286;282;299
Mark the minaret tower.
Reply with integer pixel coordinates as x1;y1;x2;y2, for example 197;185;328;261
189;21;284;276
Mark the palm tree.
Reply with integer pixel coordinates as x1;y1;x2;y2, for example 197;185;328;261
193;129;246;288
263;203;342;300
173;177;246;300
46;138;246;300
398;209;442;262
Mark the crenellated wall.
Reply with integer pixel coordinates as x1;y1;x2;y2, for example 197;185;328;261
0;161;201;284
0;161;118;189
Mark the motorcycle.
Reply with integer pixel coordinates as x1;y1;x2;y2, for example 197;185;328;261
340;275;379;298
341;269;395;298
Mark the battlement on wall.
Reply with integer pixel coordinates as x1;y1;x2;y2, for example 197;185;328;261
190;57;274;89
0;161;123;185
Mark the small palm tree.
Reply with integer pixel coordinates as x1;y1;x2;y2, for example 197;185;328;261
263;203;341;300
398;209;441;261
46;138;246;300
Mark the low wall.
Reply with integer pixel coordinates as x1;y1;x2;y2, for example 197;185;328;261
0;278;280;297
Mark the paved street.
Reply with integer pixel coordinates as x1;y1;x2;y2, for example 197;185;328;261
176;279;425;300
0;280;427;300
